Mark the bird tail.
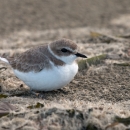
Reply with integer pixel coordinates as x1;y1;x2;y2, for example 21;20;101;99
0;57;9;64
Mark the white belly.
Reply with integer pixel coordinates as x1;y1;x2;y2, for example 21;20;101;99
13;62;78;91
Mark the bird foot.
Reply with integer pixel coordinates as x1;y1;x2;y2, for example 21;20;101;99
29;90;45;99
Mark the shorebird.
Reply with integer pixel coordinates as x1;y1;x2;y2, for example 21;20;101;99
0;38;87;91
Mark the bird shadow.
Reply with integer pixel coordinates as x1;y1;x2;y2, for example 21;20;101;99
0;88;69;100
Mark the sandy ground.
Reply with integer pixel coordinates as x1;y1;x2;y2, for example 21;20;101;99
0;0;130;130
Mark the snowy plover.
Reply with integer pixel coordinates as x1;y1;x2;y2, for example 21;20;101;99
0;39;87;91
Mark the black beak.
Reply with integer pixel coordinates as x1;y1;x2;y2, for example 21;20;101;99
75;52;87;58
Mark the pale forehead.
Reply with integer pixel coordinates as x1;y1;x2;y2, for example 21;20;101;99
50;39;77;50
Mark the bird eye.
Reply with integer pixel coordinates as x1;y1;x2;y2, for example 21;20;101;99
61;48;68;52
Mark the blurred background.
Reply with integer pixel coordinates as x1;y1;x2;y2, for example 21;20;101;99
0;0;130;38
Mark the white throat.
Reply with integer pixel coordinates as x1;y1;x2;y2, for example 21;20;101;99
48;45;77;64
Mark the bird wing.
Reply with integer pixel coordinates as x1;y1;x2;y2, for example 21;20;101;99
9;47;51;72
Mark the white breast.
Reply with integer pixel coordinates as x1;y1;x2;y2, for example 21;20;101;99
13;62;78;91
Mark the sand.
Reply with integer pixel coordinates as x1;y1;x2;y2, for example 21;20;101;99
0;0;130;129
